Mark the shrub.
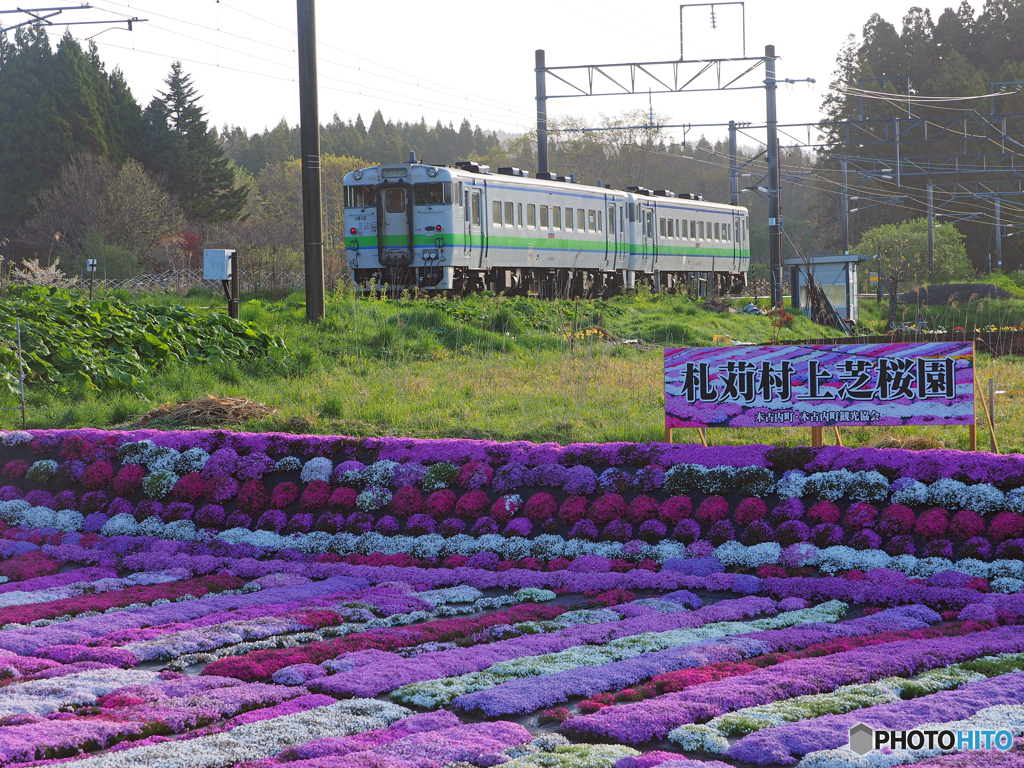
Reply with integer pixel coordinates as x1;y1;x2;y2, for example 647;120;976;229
589;494;627;526
810;523;844;548
741;520;775;546
776;520;810;547
639;519;668;544
914;508;950;540
694;495;729;524
524;493;557;522
559;496;589;524
658;496;692;524
735;498;767;525
949;510;985;539
455;490;491;520
270;482;300;509
424;489;457;519
807;501;841;525
708;520;736;546
626;495;660;524
671;519;701;544
848;529;882;551
878;504;917;537
843;502;878;531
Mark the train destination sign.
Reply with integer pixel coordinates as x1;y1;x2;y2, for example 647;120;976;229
665;342;975;429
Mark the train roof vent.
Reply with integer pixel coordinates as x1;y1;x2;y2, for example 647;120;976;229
653;189;676;197
535;171;557;180
626;186;652;196
454;161;489;174
556;175;569;183
497;167;527;177
677;192;704;201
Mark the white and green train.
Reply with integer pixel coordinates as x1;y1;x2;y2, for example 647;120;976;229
343;155;750;297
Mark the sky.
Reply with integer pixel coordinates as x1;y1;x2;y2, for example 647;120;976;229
24;0;984;149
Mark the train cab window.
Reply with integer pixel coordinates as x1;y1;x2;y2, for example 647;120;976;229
344;186;376;209
471;192;481;226
714;222;720;240
492;201;502;226
577;209;585;231
517;203;523;227
385;188;406;213
504;202;514;227
553;206;562;229
414;182;452;205
608;205;615;234
540;205;549;228
565;208;573;230
587;210;596;232
527;204;537;228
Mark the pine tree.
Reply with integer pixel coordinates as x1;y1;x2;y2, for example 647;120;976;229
141;62;247;221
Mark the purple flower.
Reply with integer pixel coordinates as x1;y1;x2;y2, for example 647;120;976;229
407;514;436;536
740;520;774;546
769;498;804;525
465;552;500;570
471;517;500;537
439;518;466;537
671;519;701;544
708;520;735;546
504;518;533;538
848;529;882;551
570;520;599;541
639;519;668;544
810;523;844;548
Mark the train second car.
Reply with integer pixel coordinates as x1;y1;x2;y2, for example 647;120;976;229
343;157;750;297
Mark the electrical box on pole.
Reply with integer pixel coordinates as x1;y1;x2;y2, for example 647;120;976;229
204;249;239;319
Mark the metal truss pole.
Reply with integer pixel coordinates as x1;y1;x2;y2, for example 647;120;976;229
536;49;548;176
765;45;783;307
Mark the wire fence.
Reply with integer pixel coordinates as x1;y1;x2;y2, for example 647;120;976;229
88;269;350;296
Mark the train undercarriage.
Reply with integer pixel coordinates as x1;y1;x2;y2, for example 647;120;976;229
352;267;746;299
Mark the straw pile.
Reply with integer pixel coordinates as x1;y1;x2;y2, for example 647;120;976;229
135;395;276;427
869;434;945;451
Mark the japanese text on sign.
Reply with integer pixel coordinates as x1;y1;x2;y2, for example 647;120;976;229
665;343;974;429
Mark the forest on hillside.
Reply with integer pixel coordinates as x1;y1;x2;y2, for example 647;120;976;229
2;1;1024;284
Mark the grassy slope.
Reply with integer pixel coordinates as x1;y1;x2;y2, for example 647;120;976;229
1;288;1020;453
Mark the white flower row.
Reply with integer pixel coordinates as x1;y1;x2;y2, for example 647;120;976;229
0;571;180;611
0;668;159;717
670;653;1024;752
392;601;848;708
0;500;83;532
65;698;411;768
503;743;640;768
797;704;1024;768
715;540;1024;585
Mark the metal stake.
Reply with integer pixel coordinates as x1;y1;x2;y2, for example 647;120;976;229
16;319;26;429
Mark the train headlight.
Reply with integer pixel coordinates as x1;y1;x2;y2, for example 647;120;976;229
350;227;357;235
353;170;364;181
426;167;438;178
435;225;442;231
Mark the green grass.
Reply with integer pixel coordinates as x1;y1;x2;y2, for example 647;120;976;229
1;288;1021;453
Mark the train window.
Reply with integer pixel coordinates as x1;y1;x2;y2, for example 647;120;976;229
697;221;704;240
553;206;562;229
344;186;376;209
504;201;514;227
455;182;463;203
414;182;452;205
707;221;713;240
471;192;481;226
517;203;523;227
598;210;602;232
540;205;549;228
565;208;573;230
577;209;585;231
636;203;641;222
659;218;666;237
385;188;406;213
646;210;654;237
680;219;686;239
725;223;731;241
492;201;502;226
608;205;615;234
587;210;596;232
676;220;681;238
714;222;720;240
690;220;696;239
527;204;537;228
619;206;624;232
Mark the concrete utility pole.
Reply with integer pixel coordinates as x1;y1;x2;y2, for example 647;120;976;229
729;120;739;207
995;197;1003;272
765;45;783;307
297;0;325;322
535;49;548;176
840;159;849;255
927;178;934;284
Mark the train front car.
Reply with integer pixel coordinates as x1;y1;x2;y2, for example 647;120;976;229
344;159;459;292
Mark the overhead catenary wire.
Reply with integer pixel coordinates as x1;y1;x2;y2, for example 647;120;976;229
92;0;540;124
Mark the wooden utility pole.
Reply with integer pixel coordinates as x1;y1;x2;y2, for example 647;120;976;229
297;0;325;322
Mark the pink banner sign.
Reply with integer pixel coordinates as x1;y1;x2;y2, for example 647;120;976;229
665;342;974;428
